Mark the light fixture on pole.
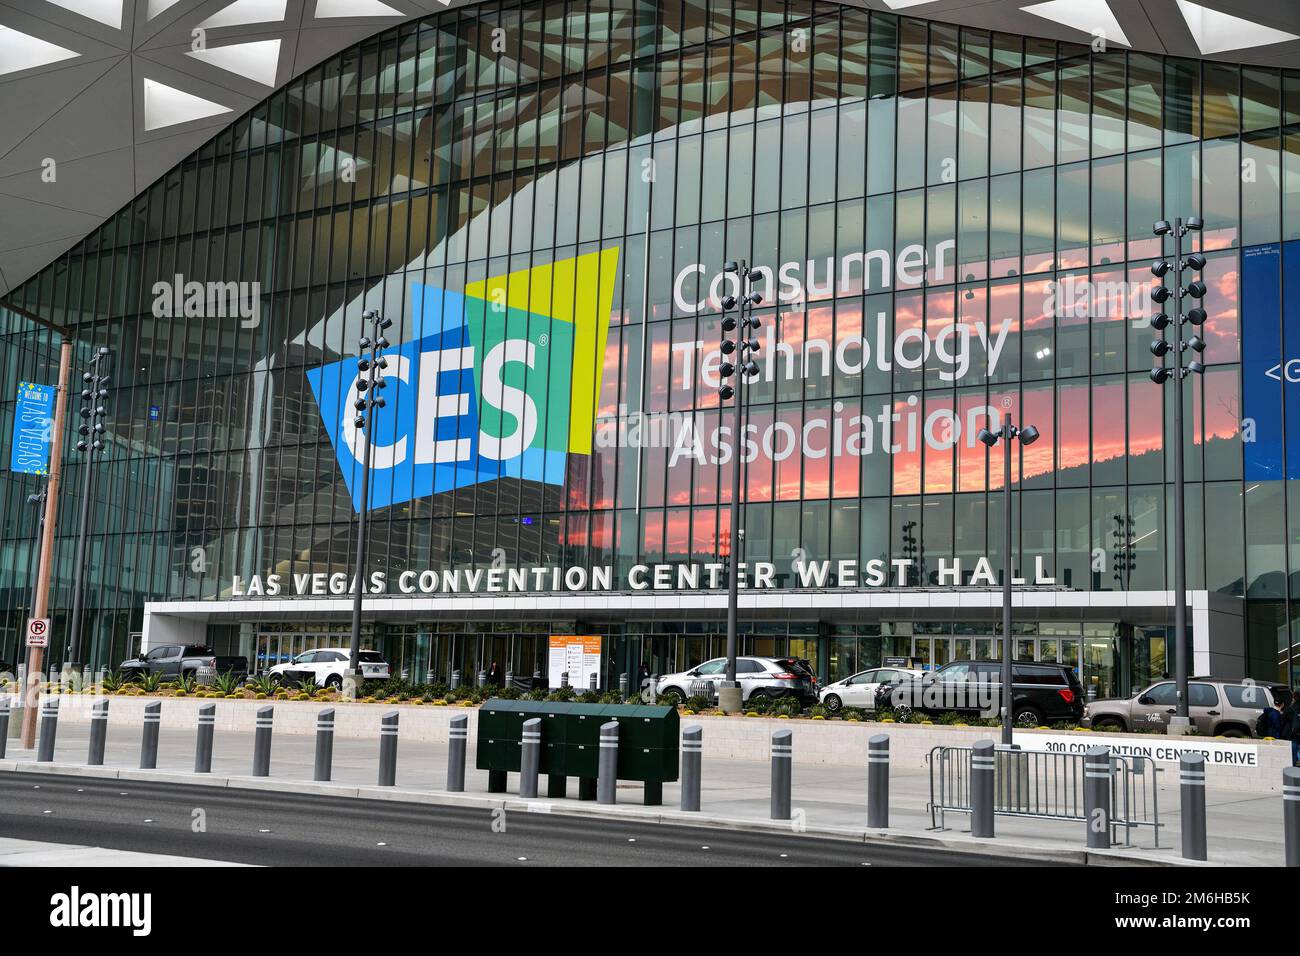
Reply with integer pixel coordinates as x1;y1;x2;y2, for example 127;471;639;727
1149;215;1206;735
977;414;1039;746
346;310;390;697
717;260;763;715
64;345;110;681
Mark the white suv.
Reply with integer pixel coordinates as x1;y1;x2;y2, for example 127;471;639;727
269;648;390;688
654;657;816;705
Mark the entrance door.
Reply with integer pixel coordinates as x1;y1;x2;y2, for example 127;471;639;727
912;637;952;671
254;634;285;674
485;636;508;687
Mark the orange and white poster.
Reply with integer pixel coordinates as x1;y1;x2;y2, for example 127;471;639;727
548;635;602;690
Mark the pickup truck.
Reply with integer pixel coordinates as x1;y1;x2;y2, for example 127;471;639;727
120;644;247;683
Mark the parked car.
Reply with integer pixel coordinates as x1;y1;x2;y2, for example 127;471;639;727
120;644;246;682
820;667;921;712
655;656;816;705
1085;679;1290;737
268;647;390;688
882;660;1085;726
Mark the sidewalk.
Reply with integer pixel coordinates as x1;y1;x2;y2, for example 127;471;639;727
3;720;1285;866
0;836;252;867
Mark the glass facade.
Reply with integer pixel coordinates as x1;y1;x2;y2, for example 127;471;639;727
2;0;1300;690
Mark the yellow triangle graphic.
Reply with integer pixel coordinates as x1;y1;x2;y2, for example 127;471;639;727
464;247;620;455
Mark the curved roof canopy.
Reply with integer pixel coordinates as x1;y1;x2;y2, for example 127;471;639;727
0;0;1297;296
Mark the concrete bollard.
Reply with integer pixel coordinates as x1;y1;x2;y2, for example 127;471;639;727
87;699;109;766
0;697;9;759
1180;753;1208;861
971;740;995;838
681;724;702;811
520;717;542;799
1284;767;1299;867
377;711;399;786
1084;745;1112;849
770;729;792;820
867;734;889;829
252;705;273;777
36;697;59;762
597;720;619;805
447;714;467;792
314;708;335;782
505;670;513;689
588;673;598;692
560;671;569;689
140;700;161;769
619;673;629;697
195;703;215;773
476;670;487;689
450;669;461;691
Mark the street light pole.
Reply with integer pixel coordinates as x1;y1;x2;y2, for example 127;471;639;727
978;413;1039;746
718;260;763;715
64;345;111;681
20;338;73;749
1149;216;1207;734
346;310;391;698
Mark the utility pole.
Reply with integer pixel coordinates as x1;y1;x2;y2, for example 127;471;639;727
345;310;391;697
1149;216;1207;735
717;261;764;715
978;412;1040;746
64;346;111;680
21;339;73;749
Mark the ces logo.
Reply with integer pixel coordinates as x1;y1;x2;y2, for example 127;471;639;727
307;249;619;511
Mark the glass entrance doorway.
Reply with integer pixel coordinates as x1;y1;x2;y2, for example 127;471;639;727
909;635;1081;677
911;636;991;670
254;632;334;674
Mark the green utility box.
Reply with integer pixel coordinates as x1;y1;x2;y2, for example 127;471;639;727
476;699;530;772
474;700;680;803
564;704;607;779
599;703;680;783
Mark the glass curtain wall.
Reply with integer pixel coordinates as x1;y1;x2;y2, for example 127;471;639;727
0;0;1297;683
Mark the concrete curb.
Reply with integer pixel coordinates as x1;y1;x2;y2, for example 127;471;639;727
1;763;1190;867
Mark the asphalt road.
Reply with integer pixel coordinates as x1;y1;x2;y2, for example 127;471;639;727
0;772;1036;866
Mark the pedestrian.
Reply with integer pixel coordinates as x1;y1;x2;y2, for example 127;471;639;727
1257;691;1285;739
487;660;503;687
1284;689;1300;767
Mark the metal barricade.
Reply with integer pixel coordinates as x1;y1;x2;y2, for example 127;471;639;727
926;745;1162;847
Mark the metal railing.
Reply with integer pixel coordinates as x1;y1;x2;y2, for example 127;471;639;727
927;745;1163;847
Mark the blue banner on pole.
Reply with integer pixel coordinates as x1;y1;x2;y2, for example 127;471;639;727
11;381;55;476
1242;242;1284;481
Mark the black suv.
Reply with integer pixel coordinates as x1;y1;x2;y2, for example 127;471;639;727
880;660;1085;726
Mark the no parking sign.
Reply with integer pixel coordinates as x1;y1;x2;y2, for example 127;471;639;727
25;618;50;648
